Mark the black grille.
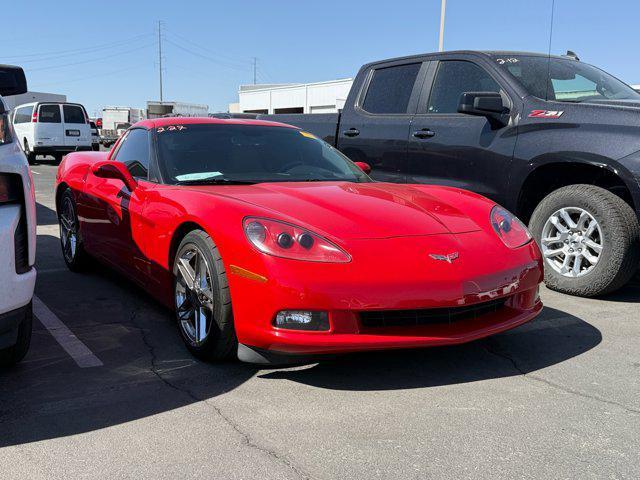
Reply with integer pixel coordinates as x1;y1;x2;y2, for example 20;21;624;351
0;173;28;274
14;212;29;274
359;298;507;328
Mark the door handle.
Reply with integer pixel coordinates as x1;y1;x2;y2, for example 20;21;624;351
343;128;360;137
413;128;435;139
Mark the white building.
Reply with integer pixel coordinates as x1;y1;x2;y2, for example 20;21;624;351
233;79;353;115
2;91;66;111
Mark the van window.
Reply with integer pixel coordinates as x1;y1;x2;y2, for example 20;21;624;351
427;61;501;114
63;105;86;124
362;63;422;114
14;105;33;123
39;104;61;123
113;128;149;178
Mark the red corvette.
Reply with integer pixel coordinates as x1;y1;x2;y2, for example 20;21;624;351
56;117;543;363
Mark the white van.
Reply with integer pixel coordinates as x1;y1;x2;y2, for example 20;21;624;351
0;65;36;367
12;102;91;163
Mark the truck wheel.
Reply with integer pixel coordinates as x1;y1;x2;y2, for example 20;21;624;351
529;184;640;297
0;302;33;367
23;140;36;164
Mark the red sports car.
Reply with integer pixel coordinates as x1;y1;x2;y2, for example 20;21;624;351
56;118;543;364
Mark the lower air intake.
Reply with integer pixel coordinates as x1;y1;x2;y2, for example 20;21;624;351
359;298;507;328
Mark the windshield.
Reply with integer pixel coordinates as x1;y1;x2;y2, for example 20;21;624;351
156;124;370;184
491;55;640;103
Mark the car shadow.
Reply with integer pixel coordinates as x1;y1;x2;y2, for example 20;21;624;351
36;201;58;226
1;202;601;447
258;306;601;391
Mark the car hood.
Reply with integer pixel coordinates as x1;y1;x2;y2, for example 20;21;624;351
188;182;485;239
579;98;640;109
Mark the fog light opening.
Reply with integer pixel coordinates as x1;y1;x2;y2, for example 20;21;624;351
273;310;329;331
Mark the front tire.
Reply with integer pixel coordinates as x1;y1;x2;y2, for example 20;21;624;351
529;184;640;297
0;303;33;367
173;230;236;360
58;188;89;272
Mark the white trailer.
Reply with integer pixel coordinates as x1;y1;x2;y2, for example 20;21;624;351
100;106;145;146
146;101;208;118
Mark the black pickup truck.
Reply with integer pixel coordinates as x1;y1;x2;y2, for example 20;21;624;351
235;50;640;297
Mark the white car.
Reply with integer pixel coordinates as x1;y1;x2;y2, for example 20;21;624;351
12;101;91;164
0;65;36;367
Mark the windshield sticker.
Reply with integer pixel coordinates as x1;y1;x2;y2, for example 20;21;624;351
299;131;317;139
528;110;564;119
157;125;187;133
495;57;519;65
175;172;222;182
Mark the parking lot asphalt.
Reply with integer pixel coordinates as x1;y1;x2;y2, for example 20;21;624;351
0;160;638;479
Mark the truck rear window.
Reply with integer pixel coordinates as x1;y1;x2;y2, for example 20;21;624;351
39;105;61;123
63;105;86;124
362;63;421;114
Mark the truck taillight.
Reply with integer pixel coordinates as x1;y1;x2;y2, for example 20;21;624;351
31;111;38;122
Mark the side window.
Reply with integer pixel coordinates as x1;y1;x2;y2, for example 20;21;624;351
63;105;86;124
113;129;150;178
39;104;61;123
14;105;33;123
427;61;501;114
362;63;422;114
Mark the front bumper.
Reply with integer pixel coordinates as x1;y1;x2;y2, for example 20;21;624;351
0;303;30;350
228;233;543;357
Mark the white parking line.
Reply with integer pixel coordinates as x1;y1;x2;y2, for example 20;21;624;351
32;295;103;368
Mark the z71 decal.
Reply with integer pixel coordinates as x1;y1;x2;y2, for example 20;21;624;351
528;110;564;119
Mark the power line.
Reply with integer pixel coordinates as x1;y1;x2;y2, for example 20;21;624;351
163;29;253;66
29;64;150;89
1;33;153;61
24;44;155;72
163;38;251;73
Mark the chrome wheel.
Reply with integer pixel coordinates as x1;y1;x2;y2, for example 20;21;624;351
175;245;215;346
59;196;78;263
541;207;603;278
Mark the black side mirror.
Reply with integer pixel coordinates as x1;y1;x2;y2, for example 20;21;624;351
458;92;509;127
0;65;27;97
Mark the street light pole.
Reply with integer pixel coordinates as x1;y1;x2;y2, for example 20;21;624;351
439;0;446;52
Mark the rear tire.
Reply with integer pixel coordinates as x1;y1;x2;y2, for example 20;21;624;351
529;184;640;297
173;230;236;361
0;303;33;368
23;140;36;164
58;188;90;272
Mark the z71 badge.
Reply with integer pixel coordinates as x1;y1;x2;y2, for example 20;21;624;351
528;110;564;119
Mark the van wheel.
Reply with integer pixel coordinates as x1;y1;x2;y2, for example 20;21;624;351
0;303;33;368
23;140;36;164
529;184;640;297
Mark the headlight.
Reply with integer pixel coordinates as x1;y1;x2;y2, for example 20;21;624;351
490;206;532;248
243;217;351;263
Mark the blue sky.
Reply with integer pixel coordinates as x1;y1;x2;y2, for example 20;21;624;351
5;0;638;116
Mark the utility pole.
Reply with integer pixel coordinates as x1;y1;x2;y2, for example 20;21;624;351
158;20;164;102
253;57;257;85
438;0;446;52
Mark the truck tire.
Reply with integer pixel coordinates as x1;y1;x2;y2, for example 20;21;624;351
529;184;640;297
0;302;33;367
